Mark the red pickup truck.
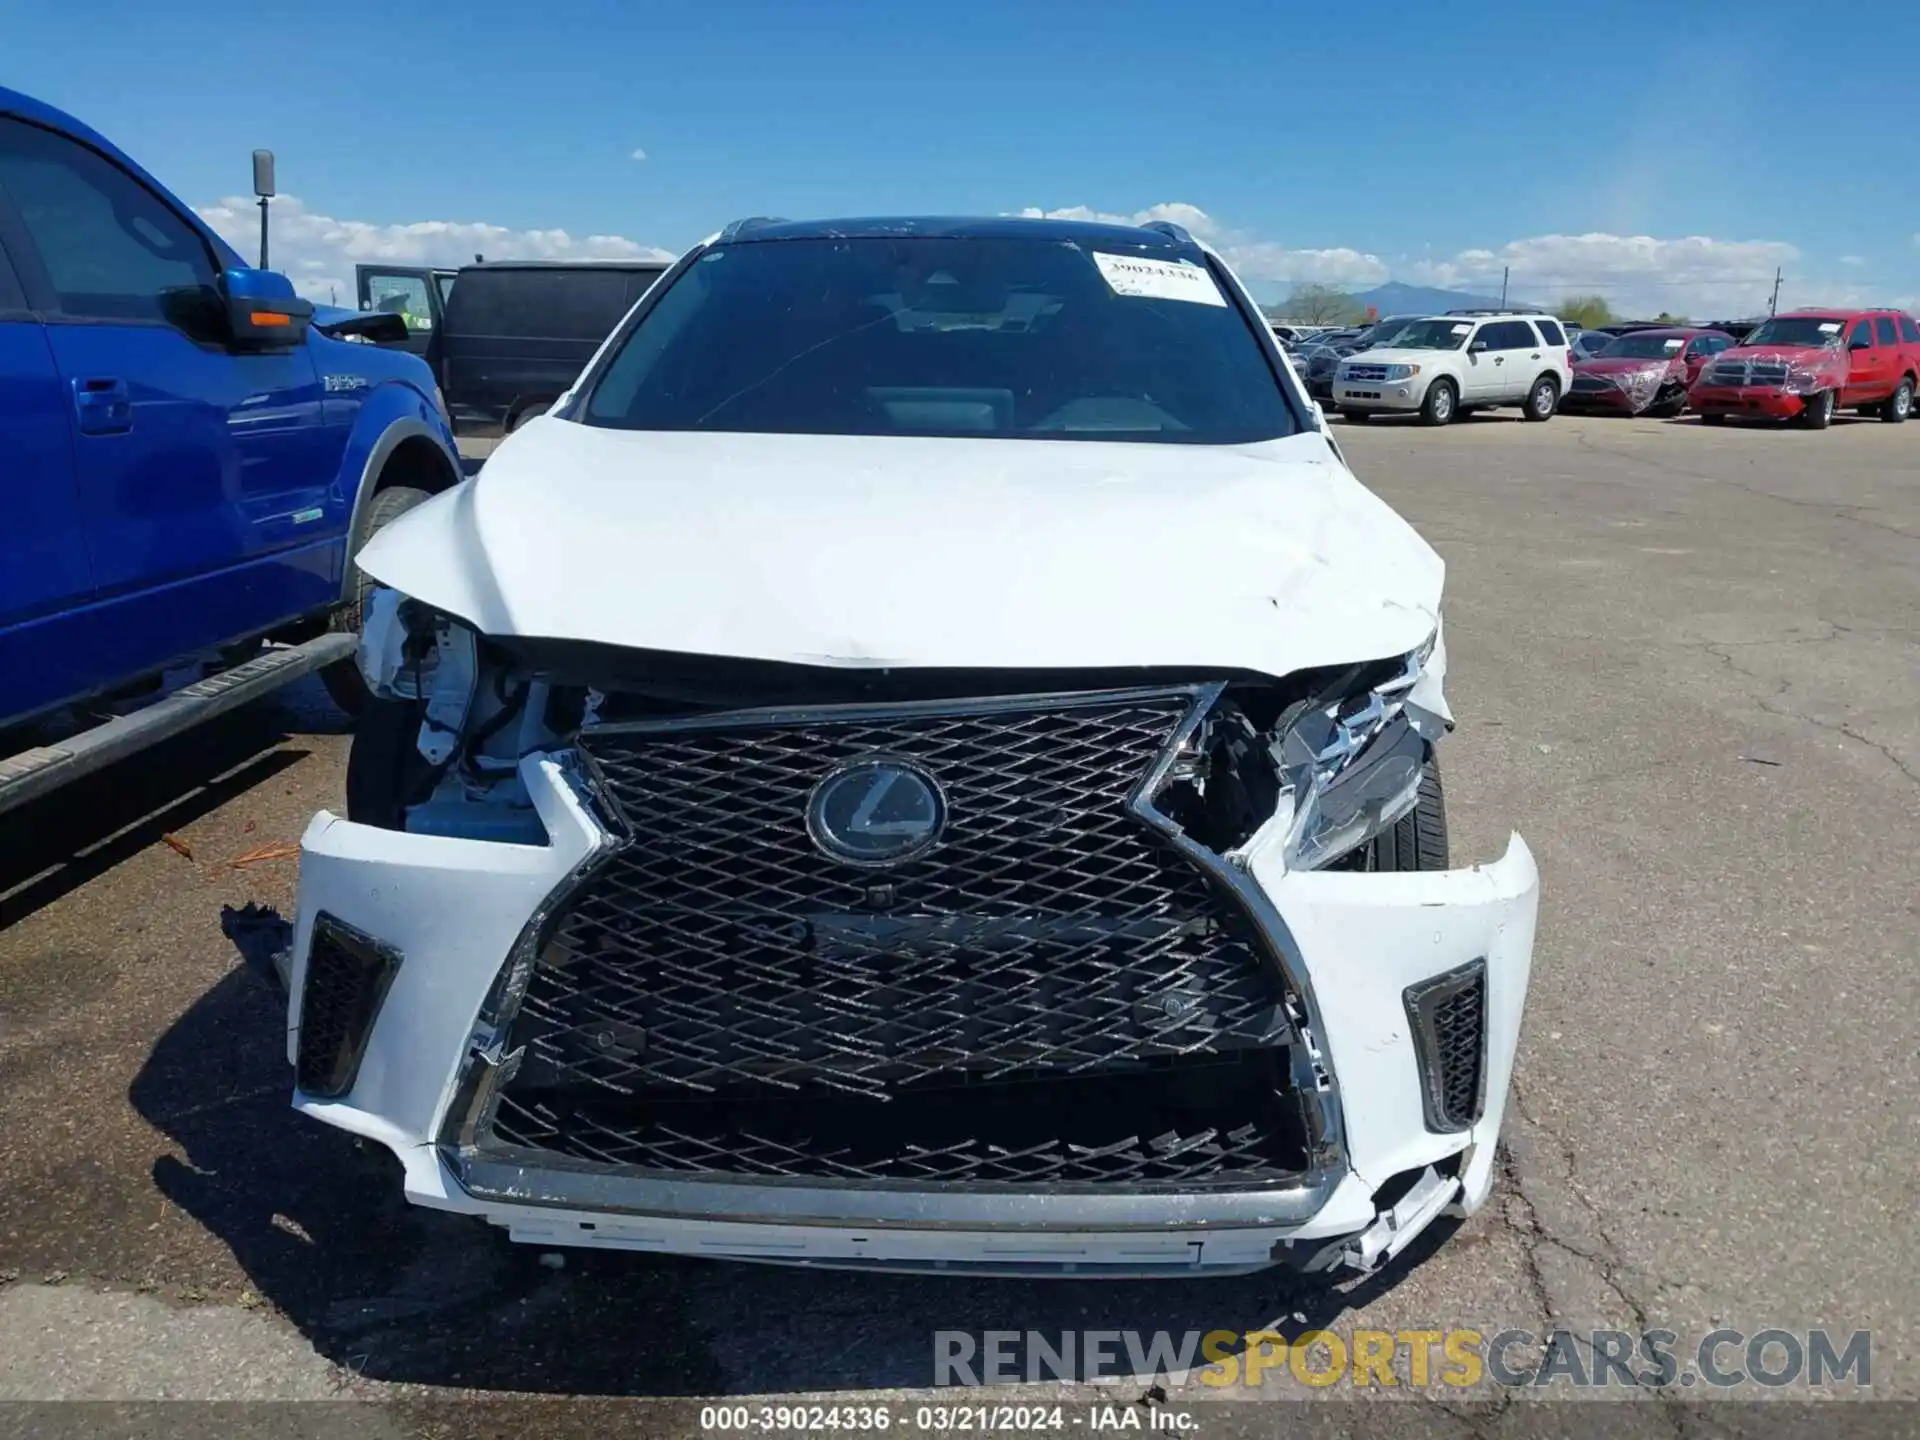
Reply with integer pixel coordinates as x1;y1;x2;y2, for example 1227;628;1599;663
1688;308;1920;428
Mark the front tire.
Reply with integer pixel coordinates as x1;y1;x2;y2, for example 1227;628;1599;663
1522;374;1560;422
1420;379;1458;427
321;485;433;716
1648;384;1687;419
1882;378;1914;423
506;401;552;432
345;696;434;829
1801;389;1835;430
1363;754;1449;871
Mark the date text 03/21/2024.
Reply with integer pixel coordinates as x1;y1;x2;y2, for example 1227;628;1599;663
699;1406;1190;1433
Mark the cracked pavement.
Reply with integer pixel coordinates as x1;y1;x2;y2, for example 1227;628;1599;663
0;413;1912;1429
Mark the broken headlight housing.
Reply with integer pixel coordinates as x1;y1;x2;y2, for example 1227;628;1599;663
1272;630;1437;872
1151;629;1441;872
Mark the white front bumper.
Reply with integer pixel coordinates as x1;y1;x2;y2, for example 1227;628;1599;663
1334;378;1428;410
288;754;1538;1277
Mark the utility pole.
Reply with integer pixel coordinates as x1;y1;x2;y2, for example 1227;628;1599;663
252;150;276;269
1500;265;1509;307
1768;267;1783;316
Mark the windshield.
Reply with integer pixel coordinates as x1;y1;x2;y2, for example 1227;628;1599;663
1362;316;1421;347
1380;318;1472;351
1598;334;1689;359
1740;316;1844;349
582;236;1301;444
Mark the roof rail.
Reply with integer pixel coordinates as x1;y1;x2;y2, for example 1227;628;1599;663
1139;219;1195;245
1444;307;1533;317
718;216;786;242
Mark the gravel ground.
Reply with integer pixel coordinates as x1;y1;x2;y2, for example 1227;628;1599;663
0;413;1913;1434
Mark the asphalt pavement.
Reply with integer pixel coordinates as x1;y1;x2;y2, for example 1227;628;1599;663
0;413;1914;1432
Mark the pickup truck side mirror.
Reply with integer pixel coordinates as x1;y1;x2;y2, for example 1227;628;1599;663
1468;339;1488;354
221;267;313;349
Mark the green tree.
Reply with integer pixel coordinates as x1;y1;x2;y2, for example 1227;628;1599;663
1283;283;1365;326
1558;294;1615;328
1651;310;1688;325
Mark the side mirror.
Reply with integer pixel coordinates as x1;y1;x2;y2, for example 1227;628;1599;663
1469;339;1488;354
221;267;312;349
1849;338;1871;351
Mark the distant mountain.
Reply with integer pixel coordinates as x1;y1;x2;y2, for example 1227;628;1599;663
1263;279;1545;323
1351;281;1541;316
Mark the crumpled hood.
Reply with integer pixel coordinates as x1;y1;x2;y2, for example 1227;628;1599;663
1576;355;1680;378
358;421;1444;678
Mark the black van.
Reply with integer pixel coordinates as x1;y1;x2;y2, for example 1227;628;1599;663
433;260;669;433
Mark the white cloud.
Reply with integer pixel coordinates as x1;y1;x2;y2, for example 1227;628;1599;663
196;194;675;303
1014;203;1389;288
1839;255;1865;267
630;147;648;162
1406;232;1800;318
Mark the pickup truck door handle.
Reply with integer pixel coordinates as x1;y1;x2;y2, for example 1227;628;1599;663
72;377;133;435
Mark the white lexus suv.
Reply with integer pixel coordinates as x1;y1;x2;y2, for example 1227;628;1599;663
284;216;1539;1279
1336;311;1572;425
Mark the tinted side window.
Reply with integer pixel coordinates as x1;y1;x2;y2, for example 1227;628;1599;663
1874;316;1897;346
1849;319;1874;349
450;268;643;342
1480;321;1535;349
1534;318;1566;346
0;118;214;321
1901;315;1920;345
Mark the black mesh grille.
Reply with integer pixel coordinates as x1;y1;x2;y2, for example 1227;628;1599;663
296;915;401;1098
490;1055;1307;1188
480;691;1303;1187
1405;961;1486;1133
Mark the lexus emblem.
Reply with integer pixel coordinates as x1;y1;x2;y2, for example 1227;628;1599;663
806;759;946;866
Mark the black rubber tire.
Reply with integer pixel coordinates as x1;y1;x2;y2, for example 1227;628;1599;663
1699;411;1727;426
1882;377;1913;424
1648;384;1687;419
1522;374;1560;422
507;400;552;432
1420;379;1458;427
321;486;434;716
1801;389;1835;430
345;696;434;829
1364;752;1449;872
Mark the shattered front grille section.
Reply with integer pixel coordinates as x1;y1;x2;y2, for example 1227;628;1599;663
476;690;1305;1187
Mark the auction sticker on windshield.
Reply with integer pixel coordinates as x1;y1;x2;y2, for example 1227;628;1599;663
1093;252;1226;306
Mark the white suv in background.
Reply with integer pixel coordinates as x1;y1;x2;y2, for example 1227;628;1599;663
1335;312;1572;425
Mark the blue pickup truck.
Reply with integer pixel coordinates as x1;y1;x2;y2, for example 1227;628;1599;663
0;87;461;813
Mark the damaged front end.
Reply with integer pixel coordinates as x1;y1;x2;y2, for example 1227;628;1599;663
285;596;1538;1278
1562;361;1680;416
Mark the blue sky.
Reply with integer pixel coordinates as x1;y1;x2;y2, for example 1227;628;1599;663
7;0;1917;315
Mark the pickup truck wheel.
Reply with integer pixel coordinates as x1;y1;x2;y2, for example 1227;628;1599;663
1420;379;1457;427
321;485;434;716
1800;389;1835;430
1882;378;1913;423
1522;375;1559;422
345;696;433;830
1363;753;1448;871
